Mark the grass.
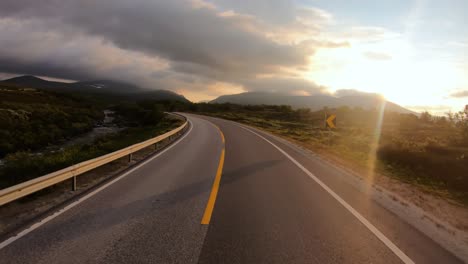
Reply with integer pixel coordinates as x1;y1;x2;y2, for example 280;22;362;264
0;117;183;189
0;83;105;157
0;84;185;189
194;109;468;206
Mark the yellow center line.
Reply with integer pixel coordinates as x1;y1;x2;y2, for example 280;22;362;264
201;126;225;225
220;130;225;143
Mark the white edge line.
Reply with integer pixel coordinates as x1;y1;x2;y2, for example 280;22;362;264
0;119;193;250
235;123;415;264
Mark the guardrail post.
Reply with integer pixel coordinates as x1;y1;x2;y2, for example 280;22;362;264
128;153;133;163
72;176;77;191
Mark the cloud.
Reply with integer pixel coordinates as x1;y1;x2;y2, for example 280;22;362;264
450;90;468;98
176;81;246;102
344;26;400;42
207;0;297;25
0;17;170;86
406;105;453;113
0;0;341;99
333;89;384;98
363;51;392;61
240;77;327;94
0;1;308;75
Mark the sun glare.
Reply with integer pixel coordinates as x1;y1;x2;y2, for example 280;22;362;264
306;41;465;111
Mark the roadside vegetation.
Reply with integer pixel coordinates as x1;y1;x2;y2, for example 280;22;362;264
2;82;467;205
187;103;468;205
0;84;183;188
0;83;104;157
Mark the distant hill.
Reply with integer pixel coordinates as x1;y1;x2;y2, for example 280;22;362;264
2;75;69;90
71;79;145;94
210;91;415;114
1;75;190;102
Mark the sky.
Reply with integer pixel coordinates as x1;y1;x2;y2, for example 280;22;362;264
0;0;466;113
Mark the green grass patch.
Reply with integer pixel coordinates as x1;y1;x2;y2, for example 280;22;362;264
0;117;182;188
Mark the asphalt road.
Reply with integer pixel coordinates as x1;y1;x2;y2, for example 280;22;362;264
0;114;463;263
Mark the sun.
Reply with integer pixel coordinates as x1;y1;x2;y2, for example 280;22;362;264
304;42;465;110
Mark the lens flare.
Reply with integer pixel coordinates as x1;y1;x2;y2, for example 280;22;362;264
365;101;386;189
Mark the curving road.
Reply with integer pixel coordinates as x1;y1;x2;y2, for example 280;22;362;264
0;114;463;263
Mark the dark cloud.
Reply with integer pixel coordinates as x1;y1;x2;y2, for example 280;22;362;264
0;17;172;87
0;0;335;97
450;90;468;98
0;0;306;75
0;57;94;81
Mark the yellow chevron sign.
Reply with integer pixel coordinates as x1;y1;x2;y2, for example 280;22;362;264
325;114;336;129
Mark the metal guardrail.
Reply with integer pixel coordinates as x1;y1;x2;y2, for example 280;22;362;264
0;114;188;206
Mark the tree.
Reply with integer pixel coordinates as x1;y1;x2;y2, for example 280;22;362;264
457;111;468;144
143;105;165;125
420;111;433;123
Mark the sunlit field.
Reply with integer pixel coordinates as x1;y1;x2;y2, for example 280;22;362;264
192;103;468;204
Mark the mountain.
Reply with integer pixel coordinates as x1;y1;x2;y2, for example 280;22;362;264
1;75;69;90
70;80;145;94
1;75;189;102
210;91;415;114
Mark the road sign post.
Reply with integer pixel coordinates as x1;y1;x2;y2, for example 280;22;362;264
325;113;336;129
324;113;336;146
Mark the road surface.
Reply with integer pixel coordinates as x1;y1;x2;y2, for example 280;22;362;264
0;114;463;263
